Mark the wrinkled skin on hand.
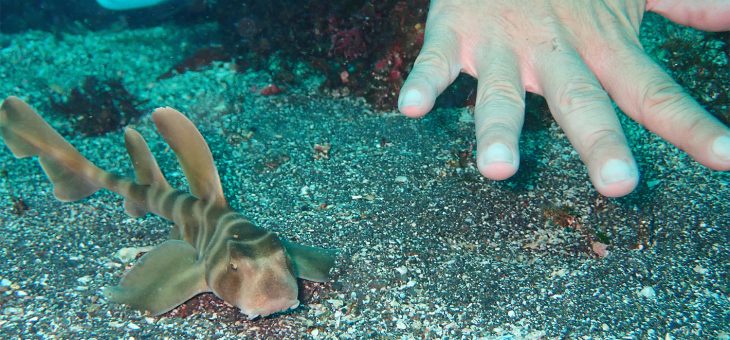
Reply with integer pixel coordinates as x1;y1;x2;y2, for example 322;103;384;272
398;0;730;197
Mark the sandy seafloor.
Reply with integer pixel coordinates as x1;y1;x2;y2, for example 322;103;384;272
0;13;728;339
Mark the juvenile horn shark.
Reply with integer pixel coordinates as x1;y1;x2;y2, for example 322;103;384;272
0;96;336;319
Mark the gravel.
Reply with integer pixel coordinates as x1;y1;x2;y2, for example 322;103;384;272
0;14;728;339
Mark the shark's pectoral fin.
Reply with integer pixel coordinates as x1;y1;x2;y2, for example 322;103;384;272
103;240;208;316
282;240;337;282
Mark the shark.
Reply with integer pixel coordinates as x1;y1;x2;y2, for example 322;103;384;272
0;96;336;319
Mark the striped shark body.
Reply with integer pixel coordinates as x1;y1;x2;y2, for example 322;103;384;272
0;96;335;318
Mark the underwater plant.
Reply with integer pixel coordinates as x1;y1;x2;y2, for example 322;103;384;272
213;0;429;109
50;76;145;136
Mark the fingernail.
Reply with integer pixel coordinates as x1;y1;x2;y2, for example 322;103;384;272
711;135;730;162
482;143;514;165
399;89;423;108
600;159;634;185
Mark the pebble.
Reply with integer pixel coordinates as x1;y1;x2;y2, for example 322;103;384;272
3;307;22;315
327;299;344;309
399;280;417;289
114;246;154;262
647;179;662;188
0;20;725;339
639;286;657;299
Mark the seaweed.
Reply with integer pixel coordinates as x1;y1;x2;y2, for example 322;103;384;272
1;168;29;216
158;46;231;80
213;0;429;110
50;76;146;136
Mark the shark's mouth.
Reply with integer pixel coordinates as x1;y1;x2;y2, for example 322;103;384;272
243;299;300;320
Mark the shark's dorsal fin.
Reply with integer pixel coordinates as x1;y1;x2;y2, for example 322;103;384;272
123;127;170;217
124;127;169;188
151;107;227;207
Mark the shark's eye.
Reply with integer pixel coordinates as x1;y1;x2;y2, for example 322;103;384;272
230;263;238;271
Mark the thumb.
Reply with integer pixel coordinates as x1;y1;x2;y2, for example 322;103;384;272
647;0;730;31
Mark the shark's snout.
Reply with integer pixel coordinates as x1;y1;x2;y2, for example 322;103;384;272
242;298;300;319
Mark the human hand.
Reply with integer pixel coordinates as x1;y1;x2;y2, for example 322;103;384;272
647;0;730;31
398;0;730;197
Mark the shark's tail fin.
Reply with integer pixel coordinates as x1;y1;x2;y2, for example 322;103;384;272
0;96;172;218
0;96;103;201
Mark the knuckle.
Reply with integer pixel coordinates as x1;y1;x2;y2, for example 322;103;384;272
475;120;519;141
583;128;626;156
638;79;687;125
474;80;525;139
553;78;607;117
414;48;452;71
674;111;705;151
475;79;524;112
409;49;455;89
